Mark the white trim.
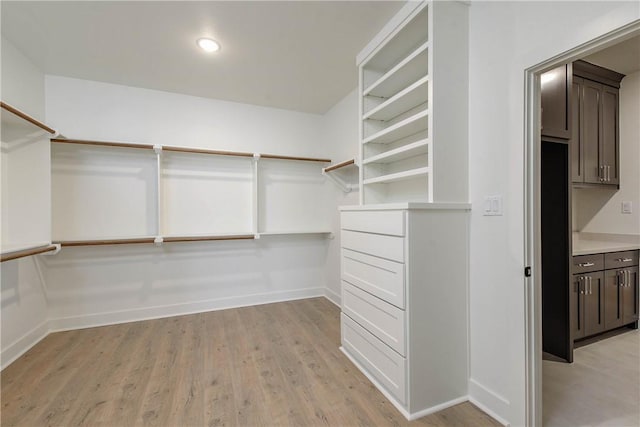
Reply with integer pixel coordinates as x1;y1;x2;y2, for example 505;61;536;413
340;202;471;211
523;20;640;427
324;287;341;307
468;378;511;425
1;320;49;370
340;346;469;421
48;287;325;332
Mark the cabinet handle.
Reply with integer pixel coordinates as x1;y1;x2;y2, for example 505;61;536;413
589;276;593;295
616;258;633;263
607;165;611;182
626;270;631;288
579;276;584;294
578;262;595;267
599;165;604;182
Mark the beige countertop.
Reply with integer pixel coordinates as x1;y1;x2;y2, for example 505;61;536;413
572;232;640;256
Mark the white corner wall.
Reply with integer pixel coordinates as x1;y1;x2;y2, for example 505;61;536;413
321;89;360;305
468;2;639;425
0;36;50;369
575;70;640;235
41;76;339;331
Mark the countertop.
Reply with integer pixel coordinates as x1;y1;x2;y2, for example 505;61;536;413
572;232;640;256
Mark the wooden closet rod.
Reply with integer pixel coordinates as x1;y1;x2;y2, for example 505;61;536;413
324;159;355;172
1;244;58;262
50;138;331;163
56;238;156;247
163;234;255;243
51;138;155;150
1;102;56;134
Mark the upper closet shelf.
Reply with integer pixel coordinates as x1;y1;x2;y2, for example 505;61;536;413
363;109;428;145
363;139;429;165
364;76;428;122
363;42;429;99
51;138;331;163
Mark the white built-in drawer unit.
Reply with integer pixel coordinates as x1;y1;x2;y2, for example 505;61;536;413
341;313;407;404
342;281;406;355
342;248;405;308
341;230;404;263
341;210;405;236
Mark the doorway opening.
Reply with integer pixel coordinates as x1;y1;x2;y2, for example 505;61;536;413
524;20;640;426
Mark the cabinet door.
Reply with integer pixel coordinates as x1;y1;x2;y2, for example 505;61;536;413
571;275;586;340
604;268;623;330
541;64;572;139
581;80;602;184
570;77;583;183
622;267;639;325
600;86;619;185
583;271;605;336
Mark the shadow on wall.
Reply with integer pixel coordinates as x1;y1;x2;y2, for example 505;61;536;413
573;187;617;230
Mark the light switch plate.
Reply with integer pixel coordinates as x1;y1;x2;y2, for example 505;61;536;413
622;201;633;214
483;195;503;216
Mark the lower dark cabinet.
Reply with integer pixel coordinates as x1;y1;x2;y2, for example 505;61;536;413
571;272;604;340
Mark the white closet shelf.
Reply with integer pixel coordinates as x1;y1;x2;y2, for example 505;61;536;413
1;243;59;262
363;76;428;122
363;166;430;185
363;139;429;165
1;101;57;135
51;138;331;163
363;110;428;145
363;41;429;99
258;231;332;236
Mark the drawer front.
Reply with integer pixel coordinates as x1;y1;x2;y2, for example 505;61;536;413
342;248;405;308
605;250;639;270
342;281;405;355
573;253;604;274
341;230;404;263
341;313;406;404
341;210;405;236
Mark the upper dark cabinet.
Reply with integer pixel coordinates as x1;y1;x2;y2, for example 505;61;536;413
571;60;624;187
541;64;572;140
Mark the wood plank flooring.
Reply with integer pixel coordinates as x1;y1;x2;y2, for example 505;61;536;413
543;328;639;427
1;297;500;426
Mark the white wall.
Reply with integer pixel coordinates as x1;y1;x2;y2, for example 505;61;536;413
41;76;337;330
321;89;360;304
467;2;639;425
0;36;50;369
574;71;640;235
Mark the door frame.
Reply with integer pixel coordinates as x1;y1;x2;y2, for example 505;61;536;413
524;20;640;427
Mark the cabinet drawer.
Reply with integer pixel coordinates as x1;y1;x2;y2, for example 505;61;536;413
341;210;405;236
342;249;405;308
341;230;404;263
605;250;639;270
573;253;604;274
342;281;405;355
341;313;406;404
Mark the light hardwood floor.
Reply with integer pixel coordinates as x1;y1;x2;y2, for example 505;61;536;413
543;329;640;427
2;297;499;426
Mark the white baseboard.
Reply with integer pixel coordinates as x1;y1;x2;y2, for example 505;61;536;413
324;287;341;307
49;287;326;332
468;378;511;426
1;320;49;370
340;346;468;421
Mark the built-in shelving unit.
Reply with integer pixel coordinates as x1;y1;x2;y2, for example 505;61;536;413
1;102;58;262
359;4;430;204
50;137;333;247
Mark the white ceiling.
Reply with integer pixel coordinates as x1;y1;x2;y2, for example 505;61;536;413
582;34;640;76
1;1;405;114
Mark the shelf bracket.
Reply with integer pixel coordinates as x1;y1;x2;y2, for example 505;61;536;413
42;243;62;256
154;236;164;246
323;170;355;193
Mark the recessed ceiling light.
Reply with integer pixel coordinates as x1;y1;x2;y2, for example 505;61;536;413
197;38;220;53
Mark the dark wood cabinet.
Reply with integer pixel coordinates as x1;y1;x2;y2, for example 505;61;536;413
541;64;572;140
571;61;624;187
572;250;639;346
571;271;605;340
